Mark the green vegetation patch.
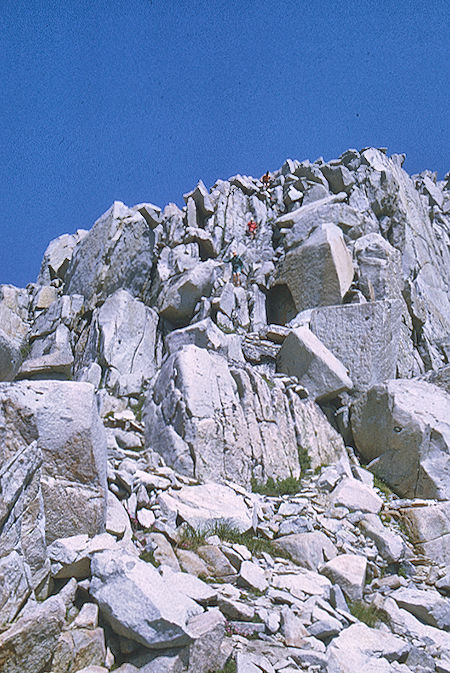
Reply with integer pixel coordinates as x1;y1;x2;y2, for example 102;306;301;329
348;600;389;627
250;475;302;496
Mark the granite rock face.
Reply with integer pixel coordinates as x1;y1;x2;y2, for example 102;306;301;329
1;147;450;672
351;379;450;499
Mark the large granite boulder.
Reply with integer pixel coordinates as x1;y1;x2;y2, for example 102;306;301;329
64;201;155;307
277;326;353;400
351;379;450;499
0;438;48;626
77;289;159;396
308;300;416;390
0;380;107;544
37;229;88;285
0;285;29;381
144;345;301;485
358;148;450;369
276;223;354;313
158;260;221;326
90;549;202;649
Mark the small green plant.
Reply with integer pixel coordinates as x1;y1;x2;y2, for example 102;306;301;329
373;476;393;497
139;549;159;567
397;565;408;579
261;373;275;390
348;600;389;627
131;394;145;422
251;475;302;496
210;658;237;673
298;446;311;473
19;340;32;360
177;524;209;551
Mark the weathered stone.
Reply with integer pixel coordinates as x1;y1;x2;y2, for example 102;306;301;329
320;164;355;194
272;571;332;600
65;201;155;307
238;560;268;592
273;532;337;570
158;260;220;326
106;491;131;539
327;622;410;673
0;380;107;544
0;285;29;381
145;345;300;485
165;317;241;361
359;514;405;563
398;500;450;565
158;483;252;532
196;545;237;578
391;586;450;630
38;229;88;285
147;532;180;570
0;595;66;673
277;326;353;401
78;289;159;395
320;554;367;601
160;567;217;604
90;549;202;649
183;180;214;218
309;300;407;391
330;478;383;514
51;626;106;673
280;607;308;647
48;533;118;579
351;379;450;499
276;223;354;313
18;323;74;379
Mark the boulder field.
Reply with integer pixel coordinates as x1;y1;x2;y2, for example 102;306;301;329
1;148;449;672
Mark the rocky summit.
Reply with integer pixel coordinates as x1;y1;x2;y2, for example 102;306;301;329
1;147;450;673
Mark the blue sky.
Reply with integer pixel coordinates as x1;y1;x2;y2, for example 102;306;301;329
1;0;449;287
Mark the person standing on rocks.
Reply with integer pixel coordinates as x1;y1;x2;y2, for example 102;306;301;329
261;170;271;190
247;218;257;240
226;251;244;286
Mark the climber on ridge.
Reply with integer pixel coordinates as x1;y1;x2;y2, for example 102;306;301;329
226;251;244;286
247;218;257;240
261;170;271;190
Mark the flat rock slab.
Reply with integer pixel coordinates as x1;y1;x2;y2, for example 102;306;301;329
272;531;337;570
390;587;450;630
277;326;353;401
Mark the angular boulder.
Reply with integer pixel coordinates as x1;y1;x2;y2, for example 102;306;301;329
37;229;88;285
0;380;107;544
277;326;353;401
277;222;354;312
144;345;300;485
89;549;202;649
320;553;367;601
158;260;220;326
308;300;409;391
158;482;253;533
65;201;155;307
78;289;159;395
351;379;450;499
0;284;29;381
398;500;450;565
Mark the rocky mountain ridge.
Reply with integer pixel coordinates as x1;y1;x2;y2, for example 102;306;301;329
0;147;449;673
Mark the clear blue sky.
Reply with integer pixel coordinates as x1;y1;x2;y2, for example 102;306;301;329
1;0;449;287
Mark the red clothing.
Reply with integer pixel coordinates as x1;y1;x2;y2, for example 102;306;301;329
247;219;257;234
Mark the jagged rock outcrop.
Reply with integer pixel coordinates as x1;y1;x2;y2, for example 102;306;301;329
1;147;449;672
